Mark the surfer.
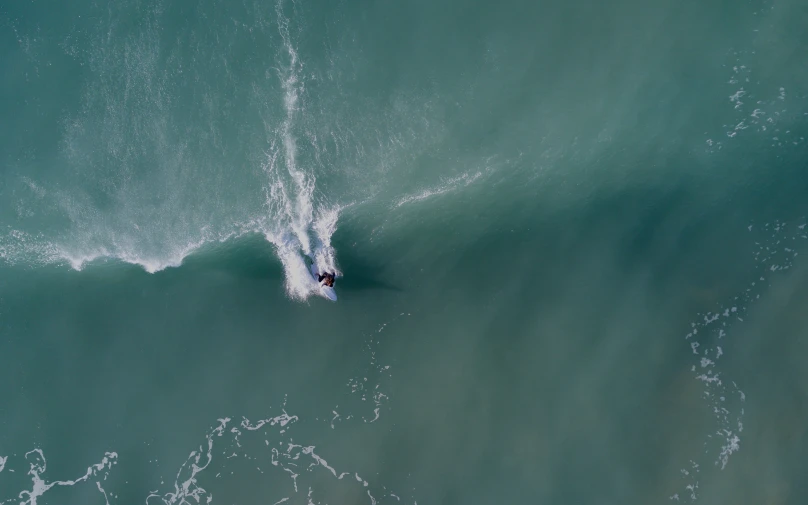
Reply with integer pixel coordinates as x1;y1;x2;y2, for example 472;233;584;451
317;272;336;287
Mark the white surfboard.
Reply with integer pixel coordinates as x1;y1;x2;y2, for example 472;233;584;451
310;265;338;301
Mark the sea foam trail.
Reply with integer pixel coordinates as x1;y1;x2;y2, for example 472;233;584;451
668;220;807;503
259;0;342;300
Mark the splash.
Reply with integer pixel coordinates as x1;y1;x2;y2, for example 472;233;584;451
311;205;344;278
260;0;342;300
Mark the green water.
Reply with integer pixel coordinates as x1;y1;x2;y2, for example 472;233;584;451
2;0;808;503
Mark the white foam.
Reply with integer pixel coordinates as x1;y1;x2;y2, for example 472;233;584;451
59;233;214;274
685;482;698;501
265;230;321;300
672;221;808;500
395;171;483;207
718;433;740;469
0;229;63;266
311;204;345;277
0;449;118;505
146;418;229;505
0;217;267;274
21;177;47;199
271;0;315;257
241;411;298;430
252;3;347;301
696;373;721;384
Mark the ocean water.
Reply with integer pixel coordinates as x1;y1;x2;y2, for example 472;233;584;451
1;0;808;503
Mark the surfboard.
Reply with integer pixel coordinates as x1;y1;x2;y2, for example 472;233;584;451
310;264;338;301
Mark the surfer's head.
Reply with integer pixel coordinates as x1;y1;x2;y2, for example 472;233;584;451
318;271;335;287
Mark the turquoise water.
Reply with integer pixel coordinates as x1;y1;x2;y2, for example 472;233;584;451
2;0;808;503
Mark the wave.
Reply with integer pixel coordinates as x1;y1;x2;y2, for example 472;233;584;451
0;0;344;302
1;0;504;297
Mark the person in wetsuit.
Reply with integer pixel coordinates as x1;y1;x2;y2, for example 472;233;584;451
317;272;335;287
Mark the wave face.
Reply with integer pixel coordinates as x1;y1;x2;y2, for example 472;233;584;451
0;0;418;300
2;0;808;504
